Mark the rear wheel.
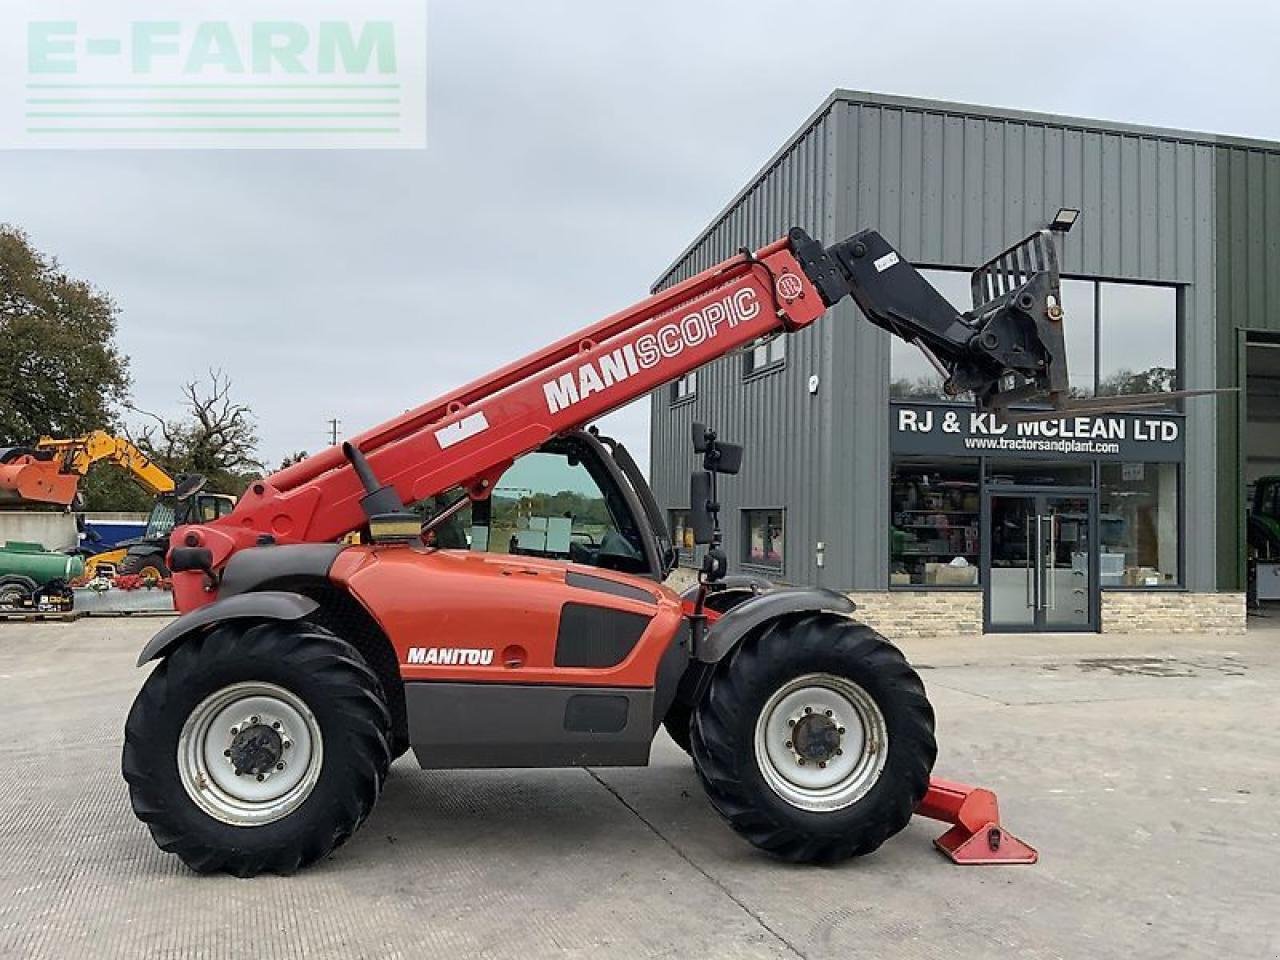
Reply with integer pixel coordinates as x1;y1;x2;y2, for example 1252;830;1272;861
691;613;935;863
123;619;391;876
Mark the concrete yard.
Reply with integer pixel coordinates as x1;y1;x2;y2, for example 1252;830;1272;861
0;618;1276;959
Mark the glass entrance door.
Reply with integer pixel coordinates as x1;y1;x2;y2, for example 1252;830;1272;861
986;492;1097;631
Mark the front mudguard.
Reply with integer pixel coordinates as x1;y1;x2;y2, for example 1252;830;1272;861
135;590;318;666
668;586;856;714
695;586;855;664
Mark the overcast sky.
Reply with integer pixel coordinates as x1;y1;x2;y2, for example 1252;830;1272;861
3;0;1278;473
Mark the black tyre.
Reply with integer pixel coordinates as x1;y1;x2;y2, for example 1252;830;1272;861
0;574;37;610
117;550;171;581
664;587;760;757
662;703;693;755
123;619;392;876
691;613;935;863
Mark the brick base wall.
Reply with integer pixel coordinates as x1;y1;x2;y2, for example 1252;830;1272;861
1100;591;1245;634
845;591;983;639
664;567;1246;638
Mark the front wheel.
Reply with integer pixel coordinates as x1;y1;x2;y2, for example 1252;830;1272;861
123;619;391;876
691;614;935;863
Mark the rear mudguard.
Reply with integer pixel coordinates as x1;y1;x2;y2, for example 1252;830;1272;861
695;586;855;664
135;590;318;666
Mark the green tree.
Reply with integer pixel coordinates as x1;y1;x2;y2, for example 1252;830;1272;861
0;225;130;443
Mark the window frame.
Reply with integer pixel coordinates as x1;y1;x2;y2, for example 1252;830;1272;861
1096;459;1185;591
888;455;983;591
670;370;697;406
741;507;786;572
888;269;1181;402
669;508;697;563
743;333;786;380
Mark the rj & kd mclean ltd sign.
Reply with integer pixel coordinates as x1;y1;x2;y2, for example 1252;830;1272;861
890;402;1184;463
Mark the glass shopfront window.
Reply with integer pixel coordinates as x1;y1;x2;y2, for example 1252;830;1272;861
890;458;980;587
1061;278;1097;397
889;272;1177;401
1098;283;1178;396
1099;462;1180;587
889;270;972;401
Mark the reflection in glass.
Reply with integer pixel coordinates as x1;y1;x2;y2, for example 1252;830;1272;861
743;509;784;568
889;270;971;400
1098;283;1177;397
1061;278;1096;397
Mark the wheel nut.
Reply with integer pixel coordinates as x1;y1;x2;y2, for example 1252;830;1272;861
250;716;259;724
837;727;845;735
836;748;843;756
819;761;827;769
825;710;833;717
788;718;796;727
798;758;806;765
276;763;285;771
230;726;238;735
283;740;292;749
804;706;812;714
223;749;230;757
272;721;281;730
256;774;265;782
784;740;793;749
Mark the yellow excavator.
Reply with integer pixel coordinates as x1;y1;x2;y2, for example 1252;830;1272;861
0;431;235;581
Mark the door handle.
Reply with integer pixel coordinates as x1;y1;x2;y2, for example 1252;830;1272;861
1034;514;1044;610
1047;514;1057;611
1024;517;1033;608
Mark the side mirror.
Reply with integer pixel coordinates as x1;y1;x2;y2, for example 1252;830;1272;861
691;422;743;475
691;422;709;454
706;441;743;475
689;471;715;545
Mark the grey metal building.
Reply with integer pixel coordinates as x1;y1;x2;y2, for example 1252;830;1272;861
648;90;1277;635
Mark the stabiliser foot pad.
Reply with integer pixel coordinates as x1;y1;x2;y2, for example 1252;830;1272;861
915;777;1039;865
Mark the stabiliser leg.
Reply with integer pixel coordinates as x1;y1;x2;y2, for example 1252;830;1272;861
914;777;1038;865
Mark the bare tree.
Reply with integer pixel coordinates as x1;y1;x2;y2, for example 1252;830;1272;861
129;369;263;489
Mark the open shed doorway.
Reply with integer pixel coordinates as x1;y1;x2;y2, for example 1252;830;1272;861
1244;335;1280;602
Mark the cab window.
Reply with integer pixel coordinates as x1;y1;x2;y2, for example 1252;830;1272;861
421;444;649;574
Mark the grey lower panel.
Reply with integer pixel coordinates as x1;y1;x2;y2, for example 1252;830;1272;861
405;682;655;769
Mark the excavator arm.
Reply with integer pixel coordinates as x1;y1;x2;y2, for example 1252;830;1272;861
0;430;174;506
168;223;1079;611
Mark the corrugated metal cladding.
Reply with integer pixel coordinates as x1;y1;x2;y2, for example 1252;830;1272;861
649;108;843;590
1216;144;1280;588
651;90;1224;592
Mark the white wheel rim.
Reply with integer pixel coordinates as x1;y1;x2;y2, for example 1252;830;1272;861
178;681;323;826
752;673;888;812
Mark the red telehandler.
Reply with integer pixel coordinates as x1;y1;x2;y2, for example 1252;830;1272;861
124;222;1119;876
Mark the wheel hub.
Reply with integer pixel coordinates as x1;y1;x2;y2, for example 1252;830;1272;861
791;713;841;763
228;723;284;777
